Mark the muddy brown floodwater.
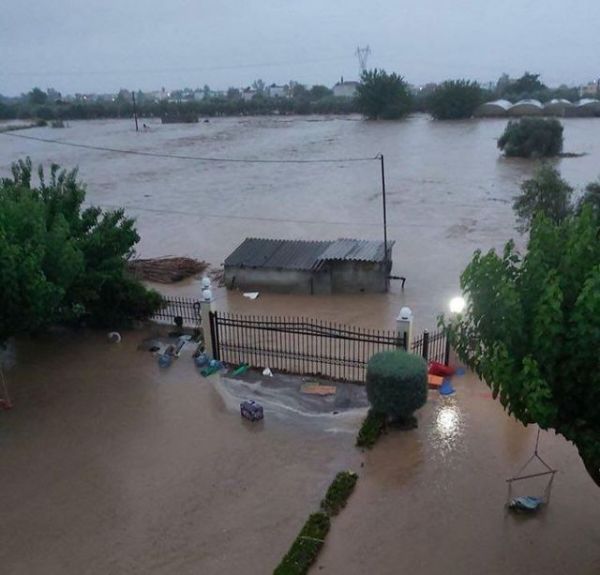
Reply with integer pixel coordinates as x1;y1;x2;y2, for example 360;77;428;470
1;116;600;573
2;115;599;329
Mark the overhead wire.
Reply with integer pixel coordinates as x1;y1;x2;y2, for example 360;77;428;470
1;131;377;164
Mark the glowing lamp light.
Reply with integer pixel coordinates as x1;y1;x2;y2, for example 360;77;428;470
449;296;466;314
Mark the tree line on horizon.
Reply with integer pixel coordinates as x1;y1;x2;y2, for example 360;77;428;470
0;71;586;123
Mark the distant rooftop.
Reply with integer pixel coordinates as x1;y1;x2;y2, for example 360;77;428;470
224;238;392;271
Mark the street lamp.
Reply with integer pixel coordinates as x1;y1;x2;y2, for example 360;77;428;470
449;296;466;315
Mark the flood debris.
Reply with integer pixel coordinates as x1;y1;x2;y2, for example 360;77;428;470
240;400;264;422
127;256;208;283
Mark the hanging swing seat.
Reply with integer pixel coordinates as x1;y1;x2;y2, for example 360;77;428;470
506;428;556;514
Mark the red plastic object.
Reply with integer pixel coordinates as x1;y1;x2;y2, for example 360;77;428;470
428;362;455;377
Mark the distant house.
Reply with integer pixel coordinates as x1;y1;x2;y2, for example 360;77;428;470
224;238;393;294
268;84;287;98
241;88;257;102
332;79;359;98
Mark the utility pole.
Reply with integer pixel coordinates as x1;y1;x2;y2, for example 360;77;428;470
131;90;139;132
377;153;389;289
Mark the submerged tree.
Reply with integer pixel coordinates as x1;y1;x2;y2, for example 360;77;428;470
498;118;563;158
444;207;600;486
428;79;483;120
355;69;412;120
0;158;163;344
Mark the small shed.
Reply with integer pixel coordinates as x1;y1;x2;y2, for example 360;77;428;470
224;238;394;294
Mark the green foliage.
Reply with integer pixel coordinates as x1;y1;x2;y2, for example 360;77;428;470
366;350;428;420
428;80;483;120
28;87;48;105
0;158;163;344
356;69;412;120
497;72;549;101
498;118;564;158
513;164;574;231
444;208;600;486
578;180;600;220
274;512;330;575
320;471;358;516
356;408;387;448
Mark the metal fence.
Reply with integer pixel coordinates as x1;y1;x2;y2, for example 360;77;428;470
411;328;450;366
151;296;202;327
210;311;404;383
151;298;451;381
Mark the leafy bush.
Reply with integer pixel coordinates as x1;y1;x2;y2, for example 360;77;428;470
356;408;387;448
356;68;412;120
366;350;428;421
0;158;164;343
497;118;563;158
274;512;330;575
428;80;483;120
320;471;358;516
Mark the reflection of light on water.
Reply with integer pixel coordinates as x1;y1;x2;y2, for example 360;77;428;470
436;405;460;438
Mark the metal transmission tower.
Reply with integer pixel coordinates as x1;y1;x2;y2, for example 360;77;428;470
355;45;371;76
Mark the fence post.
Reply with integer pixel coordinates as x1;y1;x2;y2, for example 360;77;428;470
444;332;451;366
200;278;215;359
396;307;413;351
422;330;429;362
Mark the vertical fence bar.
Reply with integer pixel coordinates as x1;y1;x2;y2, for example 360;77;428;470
210;311;220;361
444;332;450;365
422;330;430;362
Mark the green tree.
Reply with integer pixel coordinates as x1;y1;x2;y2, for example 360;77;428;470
513;164;574;231
498;118;564;158
507;72;547;96
355;69;412;120
28;87;47;105
428;80;483;120
366;350;427;423
578;180;600;220
309;85;333;100
444;207;600;486
0;158;163;344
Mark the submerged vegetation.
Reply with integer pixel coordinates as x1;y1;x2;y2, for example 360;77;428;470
274;471;358;574
356;409;387;448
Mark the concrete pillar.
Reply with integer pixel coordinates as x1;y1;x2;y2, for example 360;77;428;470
396;306;413;351
200;278;214;359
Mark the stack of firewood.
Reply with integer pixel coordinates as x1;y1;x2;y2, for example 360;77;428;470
127;257;208;283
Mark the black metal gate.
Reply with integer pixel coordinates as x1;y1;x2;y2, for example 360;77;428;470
209;311;404;383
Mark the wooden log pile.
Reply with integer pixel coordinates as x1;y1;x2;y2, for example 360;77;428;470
127;257;208;283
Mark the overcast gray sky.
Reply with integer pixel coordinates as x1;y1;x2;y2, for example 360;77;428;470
1;0;599;96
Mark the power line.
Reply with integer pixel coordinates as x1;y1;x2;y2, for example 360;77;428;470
98;202;449;229
1;131;377;164
0;55;353;78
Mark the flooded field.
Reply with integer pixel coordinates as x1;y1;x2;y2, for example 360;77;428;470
1;116;600;574
2;115;599;329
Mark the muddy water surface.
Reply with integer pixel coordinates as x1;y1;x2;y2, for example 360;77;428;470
1;116;600;574
2;115;599;329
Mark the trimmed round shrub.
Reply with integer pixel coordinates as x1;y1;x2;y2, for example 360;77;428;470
366;350;428;420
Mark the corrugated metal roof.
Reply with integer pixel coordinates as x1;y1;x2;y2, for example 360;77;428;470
224;238;332;271
317;239;393;263
225;238;393;271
